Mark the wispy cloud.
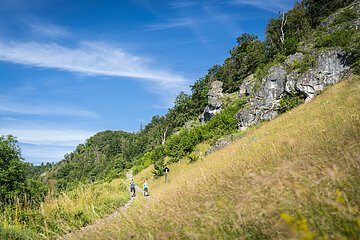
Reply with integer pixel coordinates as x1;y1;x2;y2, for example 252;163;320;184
230;0;294;13
169;1;197;9
0;95;98;118
29;22;70;38
19;143;74;163
0;127;94;146
145;18;194;31
0;121;96;163
1;117;19;121
0;40;190;93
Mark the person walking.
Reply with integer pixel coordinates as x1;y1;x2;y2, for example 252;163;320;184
143;180;149;196
130;179;136;197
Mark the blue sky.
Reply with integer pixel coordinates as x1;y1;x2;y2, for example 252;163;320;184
0;0;296;164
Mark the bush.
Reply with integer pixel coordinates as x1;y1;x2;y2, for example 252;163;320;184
283;36;299;55
279;91;307;113
187;153;199;163
132;152;153;175
163;99;246;164
152;146;166;177
0;225;36;240
350;49;360;74
333;8;358;25
315;29;354;48
287;54;316;73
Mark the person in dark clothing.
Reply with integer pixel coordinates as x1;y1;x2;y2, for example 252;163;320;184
130;179;136;197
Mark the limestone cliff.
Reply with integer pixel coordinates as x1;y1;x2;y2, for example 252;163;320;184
237;49;351;130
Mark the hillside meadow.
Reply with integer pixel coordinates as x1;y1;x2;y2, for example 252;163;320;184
69;75;360;239
0;179;129;239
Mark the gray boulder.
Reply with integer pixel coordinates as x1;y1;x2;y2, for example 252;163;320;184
239;74;257;97
292;49;350;100
200;81;224;122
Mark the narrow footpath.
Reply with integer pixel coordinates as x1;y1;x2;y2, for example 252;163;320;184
60;170;144;240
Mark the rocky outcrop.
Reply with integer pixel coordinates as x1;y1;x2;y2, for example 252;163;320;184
237;49;351;130
205;135;234;156
200;81;224;122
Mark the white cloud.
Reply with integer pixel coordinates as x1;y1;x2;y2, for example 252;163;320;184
20;143;73;163
0;121;96;163
231;0;294;13
145;18;194;31
0;127;95;146
0;40;190;93
29;22;70;38
0;95;98;118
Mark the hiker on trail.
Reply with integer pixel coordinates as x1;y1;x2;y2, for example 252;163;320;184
143;180;149;196
130;179;136;197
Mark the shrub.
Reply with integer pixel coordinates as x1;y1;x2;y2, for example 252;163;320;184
162;99;246;164
332;8;358;25
278;90;307;113
350;49;360;74
287;54;316;73
315;29;354;48
187;153;199;163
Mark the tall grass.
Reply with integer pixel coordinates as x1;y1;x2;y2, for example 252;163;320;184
0;179;129;239
72;75;360;239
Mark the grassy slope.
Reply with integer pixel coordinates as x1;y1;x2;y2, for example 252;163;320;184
0;179;129;240
74;76;360;239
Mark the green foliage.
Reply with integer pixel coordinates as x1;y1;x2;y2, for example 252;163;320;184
0;135;26;202
163;99;246;164
187;153;199;163
165;128;202;162
44;130;145;189
220;33;267;93
350;49;360;74
191;77;210;116
132;152;153;175
303;0;356;27
278;91;307;113
266;3;311;57
287;54;316;73
152;146;166;177
333;8;358;25
315;29;354;49
25;178;48;203
0;225;36;240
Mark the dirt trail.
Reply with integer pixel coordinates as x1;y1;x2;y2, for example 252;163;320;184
59;170;146;240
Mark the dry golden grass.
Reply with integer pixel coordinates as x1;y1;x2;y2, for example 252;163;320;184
0;179;129;239
70;76;360;239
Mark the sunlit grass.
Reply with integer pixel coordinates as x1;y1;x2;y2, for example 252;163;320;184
75;75;360;239
0;179;129;239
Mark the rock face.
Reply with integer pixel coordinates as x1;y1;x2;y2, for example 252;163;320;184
237;49;350;130
200;81;224;122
